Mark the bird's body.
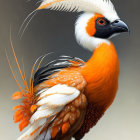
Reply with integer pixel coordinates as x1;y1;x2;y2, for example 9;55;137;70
11;41;120;140
35;42;119;109
34;42;119;140
9;0;129;139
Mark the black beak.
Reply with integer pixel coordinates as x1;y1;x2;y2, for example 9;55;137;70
112;19;129;33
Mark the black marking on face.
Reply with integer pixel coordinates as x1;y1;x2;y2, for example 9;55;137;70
94;18;129;39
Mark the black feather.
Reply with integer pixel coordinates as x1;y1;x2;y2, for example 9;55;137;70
33;55;85;87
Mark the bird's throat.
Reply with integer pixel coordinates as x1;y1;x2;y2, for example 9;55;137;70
81;42;120;109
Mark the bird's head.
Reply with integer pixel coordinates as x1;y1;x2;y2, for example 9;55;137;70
75;12;129;50
37;0;129;50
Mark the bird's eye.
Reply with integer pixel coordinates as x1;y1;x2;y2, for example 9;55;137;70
97;18;106;26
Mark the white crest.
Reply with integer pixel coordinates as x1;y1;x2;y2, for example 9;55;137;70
38;0;119;21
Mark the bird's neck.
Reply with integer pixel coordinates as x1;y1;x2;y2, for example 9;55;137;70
81;42;120;109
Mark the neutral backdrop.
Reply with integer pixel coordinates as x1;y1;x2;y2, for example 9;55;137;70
0;0;140;139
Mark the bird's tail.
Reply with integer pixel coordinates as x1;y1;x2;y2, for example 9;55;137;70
6;37;47;133
17;119;46;140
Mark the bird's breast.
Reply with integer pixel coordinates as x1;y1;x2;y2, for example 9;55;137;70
81;42;120;109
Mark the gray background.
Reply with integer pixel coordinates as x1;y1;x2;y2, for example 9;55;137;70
0;0;140;139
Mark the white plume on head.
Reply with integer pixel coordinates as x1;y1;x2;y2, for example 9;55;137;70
38;0;119;21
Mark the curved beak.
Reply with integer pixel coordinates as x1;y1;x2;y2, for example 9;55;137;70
111;19;130;33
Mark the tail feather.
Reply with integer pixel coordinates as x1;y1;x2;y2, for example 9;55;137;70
37;128;51;140
10;36;29;92
17;119;46;140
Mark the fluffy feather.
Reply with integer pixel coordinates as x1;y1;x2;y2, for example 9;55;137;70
17;119;46;140
17;84;80;140
37;0;119;22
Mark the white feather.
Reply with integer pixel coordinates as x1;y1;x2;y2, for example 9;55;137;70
75;12;110;51
32;85;79;123
17;119;46;140
39;84;79;98
17;84;80;140
36;128;51;140
30;106;62;124
37;92;79;106
37;0;119;22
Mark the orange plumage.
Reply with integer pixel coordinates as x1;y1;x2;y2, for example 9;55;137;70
82;42;119;109
9;0;129;139
9;41;119;139
6;39;37;132
86;14;103;36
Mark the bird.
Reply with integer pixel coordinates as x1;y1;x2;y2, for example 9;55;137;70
9;0;129;140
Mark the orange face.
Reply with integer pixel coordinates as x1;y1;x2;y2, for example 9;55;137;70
86;14;104;36
85;14;129;39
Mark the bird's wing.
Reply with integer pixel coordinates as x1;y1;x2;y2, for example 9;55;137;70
36;86;87;140
17;67;87;140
